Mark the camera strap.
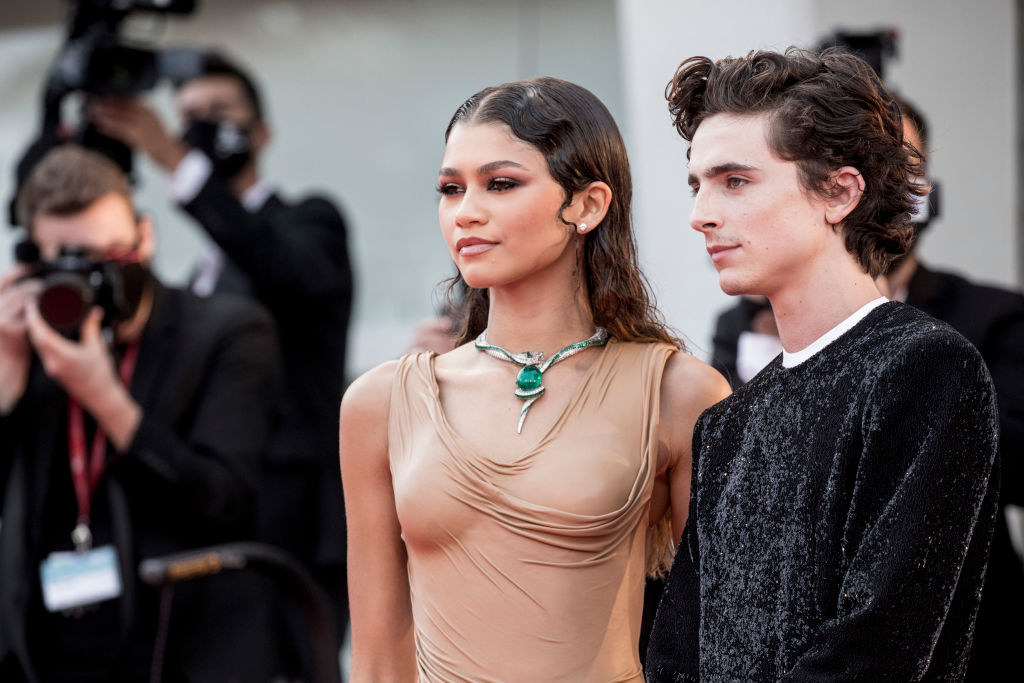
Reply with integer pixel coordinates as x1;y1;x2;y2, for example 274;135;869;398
66;343;140;552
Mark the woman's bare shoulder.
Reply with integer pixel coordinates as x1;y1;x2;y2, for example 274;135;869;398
661;350;731;419
341;359;402;422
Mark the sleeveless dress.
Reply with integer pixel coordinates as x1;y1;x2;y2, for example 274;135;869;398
388;340;676;682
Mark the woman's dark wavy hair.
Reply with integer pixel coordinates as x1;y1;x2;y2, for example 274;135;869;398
666;47;926;278
443;76;678;350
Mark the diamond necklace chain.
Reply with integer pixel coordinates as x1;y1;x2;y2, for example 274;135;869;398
474;327;609;434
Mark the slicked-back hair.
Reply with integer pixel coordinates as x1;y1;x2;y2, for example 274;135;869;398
16;145;133;232
666;47;926;278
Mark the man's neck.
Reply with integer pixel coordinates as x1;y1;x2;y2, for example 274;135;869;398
769;263;883;353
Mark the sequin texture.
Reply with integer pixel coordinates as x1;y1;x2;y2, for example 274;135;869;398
646;302;999;681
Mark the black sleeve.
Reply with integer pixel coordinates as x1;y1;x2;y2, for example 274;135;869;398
710;308;743;389
183;175;352;299
784;333;999;681
110;307;281;537
0;400;26;509
981;302;1024;505
644;415;705;683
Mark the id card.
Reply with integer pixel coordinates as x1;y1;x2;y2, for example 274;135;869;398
39;545;123;612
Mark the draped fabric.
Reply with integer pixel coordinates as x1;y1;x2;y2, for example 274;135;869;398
389;341;675;682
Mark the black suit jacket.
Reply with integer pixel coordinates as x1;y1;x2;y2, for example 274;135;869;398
0;283;289;681
183;176;353;568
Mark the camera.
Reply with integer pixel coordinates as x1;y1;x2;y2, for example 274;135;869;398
818;28;899;80
9;0;203;226
48;0;201;98
18;243;140;338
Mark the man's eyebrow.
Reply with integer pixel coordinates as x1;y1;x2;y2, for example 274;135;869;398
438;160;527;176
687;162;758;186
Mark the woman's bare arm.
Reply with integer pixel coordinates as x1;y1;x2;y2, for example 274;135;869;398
656;353;732;542
339;360;417;681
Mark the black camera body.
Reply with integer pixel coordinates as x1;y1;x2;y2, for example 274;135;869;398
50;0;202;98
23;245;134;338
8;0;203;226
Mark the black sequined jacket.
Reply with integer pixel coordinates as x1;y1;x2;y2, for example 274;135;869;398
647;302;1000;682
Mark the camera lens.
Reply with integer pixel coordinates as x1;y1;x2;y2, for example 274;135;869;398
39;273;94;336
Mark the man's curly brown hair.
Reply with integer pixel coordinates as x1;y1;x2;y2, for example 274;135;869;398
666;47;926;278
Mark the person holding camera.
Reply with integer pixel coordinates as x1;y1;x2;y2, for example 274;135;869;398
0;145;288;681
89;52;354;644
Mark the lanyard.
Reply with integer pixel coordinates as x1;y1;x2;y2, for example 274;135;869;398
67;343;140;552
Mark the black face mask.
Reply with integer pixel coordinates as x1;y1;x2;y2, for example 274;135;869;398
117;261;152;324
181;118;253;179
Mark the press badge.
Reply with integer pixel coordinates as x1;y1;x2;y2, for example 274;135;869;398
39;545;123;612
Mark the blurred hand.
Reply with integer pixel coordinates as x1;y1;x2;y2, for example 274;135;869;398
406;315;459;354
0;266;40;414
25;303;141;450
89;97;188;172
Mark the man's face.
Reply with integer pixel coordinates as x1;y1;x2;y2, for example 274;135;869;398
32;192;153;264
687;112;832;297
177;75;257;129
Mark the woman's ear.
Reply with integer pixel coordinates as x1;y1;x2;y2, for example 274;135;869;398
824;166;865;226
570;181;612;234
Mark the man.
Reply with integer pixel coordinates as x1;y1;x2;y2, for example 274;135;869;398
705;93;1024;678
89;52;354;638
646;49;999;680
0;145;284;680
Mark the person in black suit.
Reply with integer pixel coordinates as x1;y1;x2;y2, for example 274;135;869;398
90;52;354;652
0;145;288;681
883;98;1024;681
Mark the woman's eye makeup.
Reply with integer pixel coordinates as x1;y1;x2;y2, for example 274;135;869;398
436;182;462;196
436;177;521;195
487;177;519;191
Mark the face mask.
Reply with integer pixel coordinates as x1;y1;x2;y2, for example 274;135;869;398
117;261;152;323
182;118;253;179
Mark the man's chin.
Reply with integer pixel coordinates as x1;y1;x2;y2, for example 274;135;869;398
717;275;751;297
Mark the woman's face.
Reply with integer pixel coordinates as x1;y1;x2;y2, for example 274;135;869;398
438;122;575;290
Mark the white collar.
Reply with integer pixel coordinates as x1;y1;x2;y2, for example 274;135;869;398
782;297;888;368
241;179;274;213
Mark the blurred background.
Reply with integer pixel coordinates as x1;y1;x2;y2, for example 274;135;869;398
1;0;1019;376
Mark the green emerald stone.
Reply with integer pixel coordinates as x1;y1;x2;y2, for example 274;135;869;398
516;365;543;391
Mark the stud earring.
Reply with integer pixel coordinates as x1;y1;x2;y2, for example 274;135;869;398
577;223;588;234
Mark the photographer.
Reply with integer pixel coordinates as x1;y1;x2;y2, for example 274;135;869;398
0;145;286;681
89;53;354;643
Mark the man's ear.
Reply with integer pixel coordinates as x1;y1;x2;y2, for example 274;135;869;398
250;121;271;156
824;166;865;226
569;181;612;234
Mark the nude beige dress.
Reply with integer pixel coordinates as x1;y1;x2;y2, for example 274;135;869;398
389;340;676;682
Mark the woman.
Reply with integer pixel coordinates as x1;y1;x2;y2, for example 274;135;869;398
339;77;729;681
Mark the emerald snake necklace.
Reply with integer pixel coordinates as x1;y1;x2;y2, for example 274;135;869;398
474;327;609;434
